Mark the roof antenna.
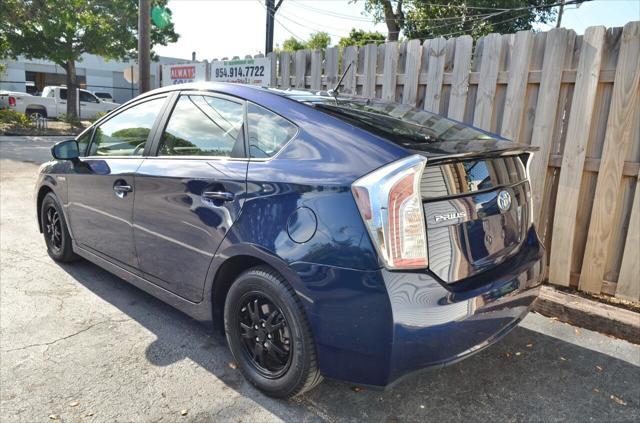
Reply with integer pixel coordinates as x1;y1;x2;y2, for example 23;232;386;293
327;62;352;99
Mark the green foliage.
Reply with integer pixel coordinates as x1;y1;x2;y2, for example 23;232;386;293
58;113;82;127
281;37;307;52
306;32;331;50
92;111;109;122
279;31;332;52
0;0;179;64
339;29;387;47
362;0;559;40
0;109;31;127
0;0;179;117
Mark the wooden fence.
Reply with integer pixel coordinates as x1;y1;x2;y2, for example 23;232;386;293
260;22;640;301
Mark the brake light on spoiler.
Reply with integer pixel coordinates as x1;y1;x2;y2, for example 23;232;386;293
352;155;428;270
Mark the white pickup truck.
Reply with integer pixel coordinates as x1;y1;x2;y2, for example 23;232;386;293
3;86;119;120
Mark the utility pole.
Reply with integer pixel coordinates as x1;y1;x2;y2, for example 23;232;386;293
138;0;151;93
556;0;565;28
265;0;284;54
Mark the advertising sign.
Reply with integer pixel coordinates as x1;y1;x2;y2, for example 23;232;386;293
161;63;207;86
210;57;271;86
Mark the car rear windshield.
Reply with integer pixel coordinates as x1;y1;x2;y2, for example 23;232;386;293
313;100;496;145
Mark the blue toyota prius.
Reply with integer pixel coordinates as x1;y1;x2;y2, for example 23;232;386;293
36;82;544;398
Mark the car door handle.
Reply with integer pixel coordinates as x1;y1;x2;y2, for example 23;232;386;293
113;184;133;198
59;101;66;105
202;191;234;202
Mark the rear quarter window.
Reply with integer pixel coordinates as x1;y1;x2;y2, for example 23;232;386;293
247;103;297;158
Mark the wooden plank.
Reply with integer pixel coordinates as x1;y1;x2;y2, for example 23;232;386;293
548;26;606;287
423;37;447;113
342;46;358;94
325;47;339;90
381;41;399;102
280;51;290;89
266;52;277;87
473;33;503;131
294;49;307;89
527;28;570;224
580;22;640;294
616;176;640;301
402;39;422;106
548;155;640;177
500;31;535;141
363;43;378;98
447;35;473;121
310;49;322;90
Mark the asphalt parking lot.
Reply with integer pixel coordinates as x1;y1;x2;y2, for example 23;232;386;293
1;136;639;422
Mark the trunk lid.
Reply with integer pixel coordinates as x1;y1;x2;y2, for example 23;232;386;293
313;100;536;283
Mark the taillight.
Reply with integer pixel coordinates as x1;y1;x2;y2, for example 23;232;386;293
8;96;16;107
352;155;428;269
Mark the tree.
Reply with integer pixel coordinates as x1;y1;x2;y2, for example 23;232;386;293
281;37;307;52
362;0;560;41
306;32;332;50
0;0;178;118
339;29;386;47
279;32;331;52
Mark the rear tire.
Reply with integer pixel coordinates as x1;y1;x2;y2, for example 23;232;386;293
40;193;77;262
224;266;323;398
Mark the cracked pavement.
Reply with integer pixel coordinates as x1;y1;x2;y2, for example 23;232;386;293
1;136;639;422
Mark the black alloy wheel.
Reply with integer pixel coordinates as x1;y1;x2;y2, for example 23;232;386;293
44;206;62;253
224;266;323;398
237;293;292;378
40;192;77;262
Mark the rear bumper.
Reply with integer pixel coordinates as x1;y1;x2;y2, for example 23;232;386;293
298;225;544;387
384;225;544;385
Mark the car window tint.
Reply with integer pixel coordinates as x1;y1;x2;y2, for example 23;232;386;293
158;95;244;157
247;103;297;158
87;97;165;156
80;91;98;103
59;89;67;100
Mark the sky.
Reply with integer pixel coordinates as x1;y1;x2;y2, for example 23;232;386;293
155;0;640;61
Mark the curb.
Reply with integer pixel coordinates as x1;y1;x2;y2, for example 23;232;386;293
534;285;640;344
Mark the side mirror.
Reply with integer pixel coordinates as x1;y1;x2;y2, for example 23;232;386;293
51;139;79;160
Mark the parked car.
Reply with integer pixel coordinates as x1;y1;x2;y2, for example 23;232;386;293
35;82;544;398
10;86;119;120
93;91;115;103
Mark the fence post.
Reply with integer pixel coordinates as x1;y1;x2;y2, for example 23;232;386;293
382;41;398;102
548;26;606;287
579;21;640;294
447;35;472;121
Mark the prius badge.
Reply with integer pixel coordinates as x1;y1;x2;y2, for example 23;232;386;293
434;211;467;223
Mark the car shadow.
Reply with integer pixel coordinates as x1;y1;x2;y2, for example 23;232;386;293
58;259;640;422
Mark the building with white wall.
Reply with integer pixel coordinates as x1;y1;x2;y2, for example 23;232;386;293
1;53;192;104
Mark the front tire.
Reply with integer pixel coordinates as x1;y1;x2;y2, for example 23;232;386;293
224;266;323;398
41;193;77;262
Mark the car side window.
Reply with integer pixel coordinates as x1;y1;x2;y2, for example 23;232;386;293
87;97;165;157
80;91;99;103
76;129;93;156
158;95;245;157
59;89;67;100
247;103;297;158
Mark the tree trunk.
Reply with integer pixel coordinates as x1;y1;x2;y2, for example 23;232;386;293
380;0;403;42
65;60;78;118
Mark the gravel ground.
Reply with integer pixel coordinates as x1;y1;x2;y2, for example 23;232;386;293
1;136;639;422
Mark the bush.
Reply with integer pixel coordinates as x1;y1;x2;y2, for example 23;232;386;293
92;111;108;121
0;109;31;127
58;112;82;127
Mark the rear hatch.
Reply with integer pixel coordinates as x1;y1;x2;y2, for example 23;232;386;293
314;99;535;284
